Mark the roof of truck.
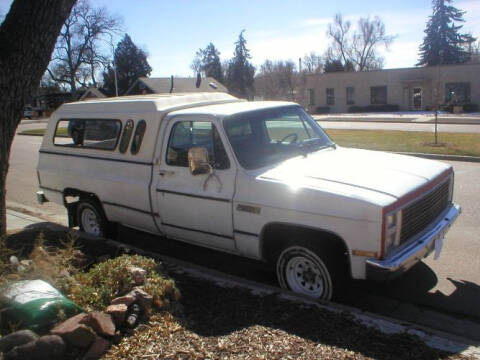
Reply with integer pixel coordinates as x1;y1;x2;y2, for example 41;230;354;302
169;100;297;117
54;92;242;116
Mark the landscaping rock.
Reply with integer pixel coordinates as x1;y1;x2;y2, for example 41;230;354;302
127;266;147;285
111;294;135;307
50;313;95;348
82;312;115;337
9;256;19;267
125;304;141;329
105;304;128;327
4;335;65;360
83;336;111;360
129;288;153;314
0;330;38;353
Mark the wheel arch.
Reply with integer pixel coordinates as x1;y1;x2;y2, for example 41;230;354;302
259;222;352;277
62;188;108;227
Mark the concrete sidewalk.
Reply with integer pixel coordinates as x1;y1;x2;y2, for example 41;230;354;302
6;207;66;232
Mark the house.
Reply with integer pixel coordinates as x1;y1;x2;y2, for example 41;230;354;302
304;63;480;113
126;77;228;95
79;87;106;101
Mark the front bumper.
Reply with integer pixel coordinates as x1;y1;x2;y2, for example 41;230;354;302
366;203;461;282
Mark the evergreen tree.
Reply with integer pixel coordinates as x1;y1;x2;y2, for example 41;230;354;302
417;0;476;66
200;43;224;83
102;34;152;95
226;30;255;98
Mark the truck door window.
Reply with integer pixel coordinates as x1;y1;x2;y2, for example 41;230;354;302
166;121;229;169
119;119;134;153
54;119;122;150
130;120;146;155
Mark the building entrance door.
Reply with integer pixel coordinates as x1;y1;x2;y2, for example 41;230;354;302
413;87;422;110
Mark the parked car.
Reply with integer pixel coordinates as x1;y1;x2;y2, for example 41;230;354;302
23;106;34;119
36;93;461;300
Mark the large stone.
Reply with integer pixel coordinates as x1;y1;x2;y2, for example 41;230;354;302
110;294;135;307
129;288;153;314
127;266;147;285
0;330;38;353
50;313;95;348
83;336;111;360
82;312;115;337
105;304;128;327
4;335;65;360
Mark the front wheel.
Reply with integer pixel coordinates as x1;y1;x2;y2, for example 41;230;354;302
276;245;345;300
77;199;111;238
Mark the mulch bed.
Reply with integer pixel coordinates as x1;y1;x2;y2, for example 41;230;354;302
105;272;468;360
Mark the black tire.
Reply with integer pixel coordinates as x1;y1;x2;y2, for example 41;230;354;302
76;198;112;238
275;242;347;301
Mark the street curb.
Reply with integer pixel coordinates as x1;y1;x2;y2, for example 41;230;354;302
395;152;480;163
5;203;480;357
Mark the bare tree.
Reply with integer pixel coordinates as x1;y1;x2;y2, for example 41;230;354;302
256;60;296;100
0;0;76;235
325;13;395;71
302;52;323;73
46;0;122;98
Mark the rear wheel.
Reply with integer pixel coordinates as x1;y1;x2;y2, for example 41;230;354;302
77;199;111;238
276;244;346;300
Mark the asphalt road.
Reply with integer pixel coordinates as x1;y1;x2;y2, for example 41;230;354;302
6;133;480;328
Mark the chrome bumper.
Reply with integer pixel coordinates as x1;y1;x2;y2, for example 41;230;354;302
366;203;461;282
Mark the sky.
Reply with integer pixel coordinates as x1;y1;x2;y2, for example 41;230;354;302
1;0;479;77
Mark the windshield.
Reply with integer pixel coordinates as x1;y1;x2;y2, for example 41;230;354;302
224;105;334;169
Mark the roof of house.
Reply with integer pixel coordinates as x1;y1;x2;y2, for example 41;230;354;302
79;87;106;101
126;77;228;94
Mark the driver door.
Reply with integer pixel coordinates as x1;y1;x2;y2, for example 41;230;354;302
154;116;236;251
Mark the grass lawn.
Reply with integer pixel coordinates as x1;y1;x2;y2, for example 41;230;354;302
19;127;480;157
325;129;480;157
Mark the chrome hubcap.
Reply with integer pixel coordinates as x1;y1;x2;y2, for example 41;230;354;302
285;256;325;297
81;208;101;236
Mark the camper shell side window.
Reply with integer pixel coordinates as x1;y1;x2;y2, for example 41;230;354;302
54;119;122;151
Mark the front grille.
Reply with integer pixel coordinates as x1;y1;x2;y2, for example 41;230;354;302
399;178;450;245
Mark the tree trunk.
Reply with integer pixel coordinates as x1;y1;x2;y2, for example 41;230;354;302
0;0;76;235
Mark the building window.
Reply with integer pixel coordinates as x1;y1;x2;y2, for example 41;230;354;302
445;82;470;103
326;88;334;105
307;89;315;106
370;86;387;105
346;87;355;105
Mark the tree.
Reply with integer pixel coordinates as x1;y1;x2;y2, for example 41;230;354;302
417;0;476;66
191;43;224;83
0;0;76;235
46;0;122;99
226;30;255;98
256;60;296;100
102;34;152;96
302;52;323;73
324;13;394;71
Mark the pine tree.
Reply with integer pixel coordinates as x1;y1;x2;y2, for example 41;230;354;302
102;34;152;95
417;0;476;66
202;43;224;83
226;30;255;98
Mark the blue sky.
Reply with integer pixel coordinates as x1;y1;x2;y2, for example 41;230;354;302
1;0;479;77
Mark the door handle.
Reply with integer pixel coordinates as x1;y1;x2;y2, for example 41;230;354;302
159;170;175;176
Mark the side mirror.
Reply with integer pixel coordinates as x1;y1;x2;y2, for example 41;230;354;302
188;147;212;175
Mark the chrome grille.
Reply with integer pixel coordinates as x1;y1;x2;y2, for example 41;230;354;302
400;178;450;244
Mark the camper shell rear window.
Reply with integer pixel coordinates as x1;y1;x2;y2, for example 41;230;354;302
54;119;122;151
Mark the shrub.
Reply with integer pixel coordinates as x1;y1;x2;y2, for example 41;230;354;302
67;254;180;312
315;106;330;114
443;103;479;113
348;104;400;113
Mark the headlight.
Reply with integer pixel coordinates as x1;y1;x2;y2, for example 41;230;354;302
383;210;402;257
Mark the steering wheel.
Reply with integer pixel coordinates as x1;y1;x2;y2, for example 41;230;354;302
279;133;298;144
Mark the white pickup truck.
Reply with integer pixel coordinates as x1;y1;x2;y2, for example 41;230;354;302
37;92;461;300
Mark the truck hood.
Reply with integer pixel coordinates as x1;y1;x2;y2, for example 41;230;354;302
257;147;451;203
